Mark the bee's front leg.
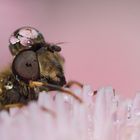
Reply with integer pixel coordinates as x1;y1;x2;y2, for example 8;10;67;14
65;80;97;95
1;103;24;110
65;80;98;95
0;103;56;117
65;80;83;88
29;81;83;103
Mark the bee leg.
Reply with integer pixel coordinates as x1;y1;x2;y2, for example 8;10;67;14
65;80;97;95
1;103;24;110
3;103;55;116
1;103;56;117
40;106;56;118
65;80;83;88
94;90;98;95
29;81;83;103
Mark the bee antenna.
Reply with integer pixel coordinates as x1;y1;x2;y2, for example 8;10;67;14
55;42;68;45
47;42;69;52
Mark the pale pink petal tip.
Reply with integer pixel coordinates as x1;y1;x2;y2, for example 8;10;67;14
0;86;140;140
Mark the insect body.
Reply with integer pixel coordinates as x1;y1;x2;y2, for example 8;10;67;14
0;27;82;110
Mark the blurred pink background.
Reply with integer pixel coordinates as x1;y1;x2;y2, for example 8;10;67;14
0;0;140;97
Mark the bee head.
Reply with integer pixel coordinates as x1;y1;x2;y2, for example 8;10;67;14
9;26;45;56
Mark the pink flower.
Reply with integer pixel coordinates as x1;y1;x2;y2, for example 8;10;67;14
0;86;140;140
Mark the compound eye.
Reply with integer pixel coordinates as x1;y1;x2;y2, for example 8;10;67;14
12;50;40;82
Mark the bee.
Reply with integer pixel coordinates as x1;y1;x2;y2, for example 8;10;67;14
0;27;83;110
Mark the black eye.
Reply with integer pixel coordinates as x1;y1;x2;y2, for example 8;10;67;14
12;50;40;82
